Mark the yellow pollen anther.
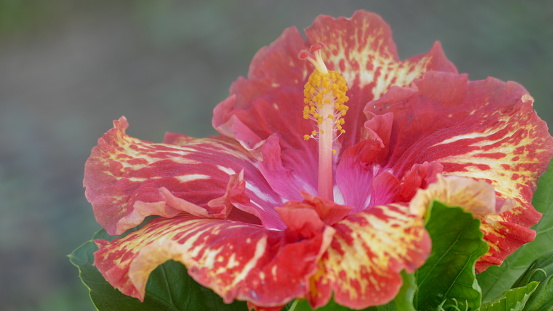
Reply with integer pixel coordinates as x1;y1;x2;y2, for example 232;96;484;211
302;68;349;140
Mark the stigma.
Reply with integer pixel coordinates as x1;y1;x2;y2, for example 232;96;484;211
299;43;349;201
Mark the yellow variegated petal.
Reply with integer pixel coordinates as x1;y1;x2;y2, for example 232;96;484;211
308;204;430;309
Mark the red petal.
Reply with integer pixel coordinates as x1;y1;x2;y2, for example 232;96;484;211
366;71;553;270
257;134;315;201
214;90;319;201
213;11;456;203
305;11;457;149
94;215;334;307
477;217;536;272
363;112;394;150
398;161;444;202
336;139;401;212
275;207;325;240
308;204;430;309
279;192;353;227
84;117;285;235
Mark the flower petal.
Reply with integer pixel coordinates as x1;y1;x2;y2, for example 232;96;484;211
94;215;334;307
213;11;456;203
257;134;316;201
398;161;444;202
336;139;401;212
336;140;444;213
305;11;457;148
84;117;285;235
367;71;553;270
308;204;430;309
476;216;536;272
278;192;353;227
410;175;513;217
213;44;319;201
369;72;553;208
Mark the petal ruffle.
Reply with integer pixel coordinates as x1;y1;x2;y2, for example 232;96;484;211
409;175;514;217
476;215;536;272
366;71;553;270
94;215;334;307
84;117;285;235
308;204;430;309
213;11;456;201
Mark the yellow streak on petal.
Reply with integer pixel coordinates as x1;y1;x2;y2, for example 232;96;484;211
227;236;267;288
174;174;211;183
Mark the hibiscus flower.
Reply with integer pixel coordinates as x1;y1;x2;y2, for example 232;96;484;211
84;10;553;310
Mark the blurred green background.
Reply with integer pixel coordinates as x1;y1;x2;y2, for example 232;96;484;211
0;0;551;310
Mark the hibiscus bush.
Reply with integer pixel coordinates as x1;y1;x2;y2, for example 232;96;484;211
71;11;553;311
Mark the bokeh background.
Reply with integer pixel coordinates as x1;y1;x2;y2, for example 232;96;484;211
1;0;552;310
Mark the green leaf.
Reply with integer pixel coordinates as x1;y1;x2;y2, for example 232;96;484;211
512;250;553;288
522;275;553;311
508;251;553;311
69;229;247;311
478;163;553;301
477;282;538;311
414;201;489;311
287;271;417;311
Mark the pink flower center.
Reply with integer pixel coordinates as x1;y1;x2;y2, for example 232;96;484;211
299;43;349;201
